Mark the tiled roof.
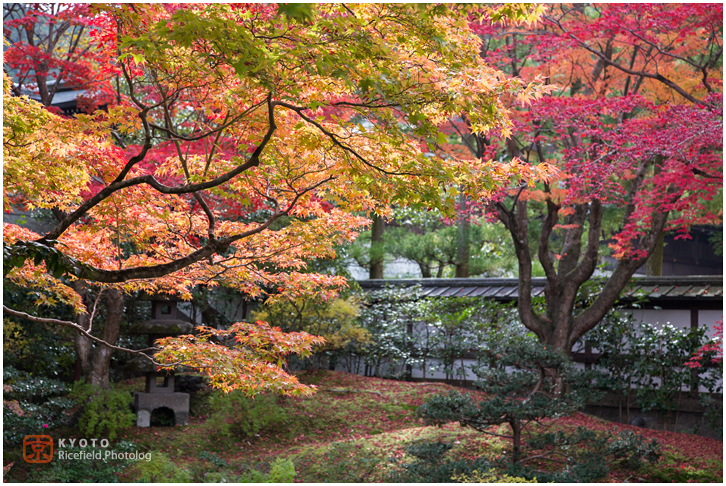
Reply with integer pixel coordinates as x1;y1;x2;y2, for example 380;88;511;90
357;276;723;302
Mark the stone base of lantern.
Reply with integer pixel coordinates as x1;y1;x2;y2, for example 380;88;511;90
133;392;190;427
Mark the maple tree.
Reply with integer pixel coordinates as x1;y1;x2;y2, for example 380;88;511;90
3;4;550;394
3;3;118;112
447;3;723;365
685;319;723;369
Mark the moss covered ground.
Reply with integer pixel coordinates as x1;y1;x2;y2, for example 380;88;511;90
5;370;722;482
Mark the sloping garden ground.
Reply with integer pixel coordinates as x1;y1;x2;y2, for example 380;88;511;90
5;370;722;483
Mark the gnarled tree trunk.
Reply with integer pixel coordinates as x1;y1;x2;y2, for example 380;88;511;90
72;282;124;388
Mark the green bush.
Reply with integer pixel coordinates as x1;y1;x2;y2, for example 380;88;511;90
387;428;659;484
3;282;77;379
581;311;723;426
700;392;723;436
352;287;530;380
387;440;491;483
347;285;425;379
206;458;296;483
245;458;296;483
206;391;287;438
509;427;660;482
130;452;193;483
3;396;75;447
70;381;135;441
294;441;382;482
202;472;235;483
198;450;227;468
3;366;70;400
418;340;601;463
251;296;367;368
417;338;661;482
649;466;720;483
453;469;538;483
3;366;74;446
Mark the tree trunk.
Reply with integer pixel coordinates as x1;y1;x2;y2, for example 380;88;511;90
646;233;664;276
417;262;432;278
370;215;384;279
72;284;124;388
510;420;522;464
72;281;93;380
455;192;470;278
87;288;124;388
646;158;664;277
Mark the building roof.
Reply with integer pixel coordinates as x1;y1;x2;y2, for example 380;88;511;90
357;276;723;305
27;89;87;106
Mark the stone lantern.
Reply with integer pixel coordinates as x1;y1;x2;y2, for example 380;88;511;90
130;299;193;427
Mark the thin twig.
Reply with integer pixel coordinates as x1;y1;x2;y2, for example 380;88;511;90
3;305;179;367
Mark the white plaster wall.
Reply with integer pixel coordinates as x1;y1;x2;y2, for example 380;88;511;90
625;309;691;330
700;310;723;340
346;258;423;279
622;308;723;336
362;308;723;392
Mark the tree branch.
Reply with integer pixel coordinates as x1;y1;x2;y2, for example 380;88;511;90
3;305;176;367
570;196;674;348
566;199;602;286
39;96;278;243
543;16;702;104
275;101;423;176
537;191;559;283
557;203;587;277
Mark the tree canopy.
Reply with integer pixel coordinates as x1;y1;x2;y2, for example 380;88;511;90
451;3;723;355
3;3;550;394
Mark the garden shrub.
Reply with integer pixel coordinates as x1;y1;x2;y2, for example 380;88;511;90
295;441;382;482
252;296;365;350
508;427;661;482
198;450;227;468
417;298;526;381
352;286;531;380
388;429;659;484
3;366;74;446
235;458;296;483
202;458;296;484
201;472;234;483
452;469;538;483
188;383;213;418
261;458;295;483
193;450;230;482
352;285;425;379
70;381;135;441
206;391;287;438
631;323;709;415
3;366;70;400
648;451;721;483
3;396;75;447
581;311;723;430
387;440;491;483
202;471;236;483
649;465;720;483
130;452;193;483
419;340;601;462
3;283;77;379
699;393;723;436
416;339;662;481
